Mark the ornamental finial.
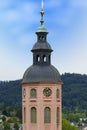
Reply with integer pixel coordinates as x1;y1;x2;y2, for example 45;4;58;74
40;0;45;25
36;0;47;33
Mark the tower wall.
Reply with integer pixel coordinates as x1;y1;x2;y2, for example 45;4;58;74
22;82;62;130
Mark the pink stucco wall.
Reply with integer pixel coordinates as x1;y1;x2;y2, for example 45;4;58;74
22;82;62;130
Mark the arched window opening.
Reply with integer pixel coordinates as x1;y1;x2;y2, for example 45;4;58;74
24;107;26;123
44;107;51;123
56;89;59;98
36;55;40;62
57;107;59;125
31;107;37;123
49;55;50;63
39;36;42;40
39;36;46;41
42;36;45;40
30;89;37;98
43;55;46;62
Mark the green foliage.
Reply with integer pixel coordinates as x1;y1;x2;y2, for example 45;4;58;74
62;73;87;112
16;109;22;121
12;117;18;123
2;116;6;122
2;110;8;116
7;118;14;123
0;80;22;108
62;118;78;130
14;122;19;130
3;121;11;130
63;113;86;123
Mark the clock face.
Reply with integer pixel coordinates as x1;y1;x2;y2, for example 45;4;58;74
43;88;52;97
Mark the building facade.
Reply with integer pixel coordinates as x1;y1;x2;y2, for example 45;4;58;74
22;4;62;130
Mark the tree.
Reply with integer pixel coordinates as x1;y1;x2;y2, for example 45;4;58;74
2;116;6;122
16;109;22;121
62;118;78;130
3;121;11;130
14;122;19;130
2;110;8;116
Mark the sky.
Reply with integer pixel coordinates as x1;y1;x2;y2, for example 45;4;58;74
0;0;87;80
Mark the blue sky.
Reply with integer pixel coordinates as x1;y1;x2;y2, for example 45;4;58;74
0;0;87;80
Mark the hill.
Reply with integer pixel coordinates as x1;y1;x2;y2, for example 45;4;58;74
62;73;87;113
0;73;87;112
0;80;22;108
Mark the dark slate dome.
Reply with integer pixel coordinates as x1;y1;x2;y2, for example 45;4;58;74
22;65;62;83
22;7;62;84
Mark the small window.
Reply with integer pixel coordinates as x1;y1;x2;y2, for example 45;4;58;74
44;107;51;123
31;107;37;123
30;89;37;98
56;89;59;98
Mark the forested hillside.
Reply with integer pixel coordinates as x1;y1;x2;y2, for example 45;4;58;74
0;73;87;112
0;80;22;108
62;73;87;112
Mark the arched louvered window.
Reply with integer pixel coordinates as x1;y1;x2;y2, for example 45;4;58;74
56;107;59;125
24;107;26;123
31;107;37;123
44;107;51;123
30;89;37;98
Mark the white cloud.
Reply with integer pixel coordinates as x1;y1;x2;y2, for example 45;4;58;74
0;1;38;23
0;0;39;47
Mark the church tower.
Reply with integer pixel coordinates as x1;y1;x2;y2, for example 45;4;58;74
22;1;62;130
